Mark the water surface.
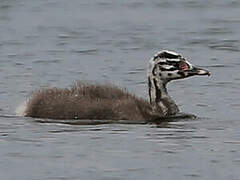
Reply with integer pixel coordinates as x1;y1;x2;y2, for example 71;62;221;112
1;0;240;179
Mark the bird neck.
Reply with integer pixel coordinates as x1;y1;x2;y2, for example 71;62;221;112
148;77;179;116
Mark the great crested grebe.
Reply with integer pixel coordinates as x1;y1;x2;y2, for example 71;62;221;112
17;50;210;121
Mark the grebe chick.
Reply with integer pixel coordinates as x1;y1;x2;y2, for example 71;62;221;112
19;50;210;121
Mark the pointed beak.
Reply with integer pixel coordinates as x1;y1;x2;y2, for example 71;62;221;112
195;67;211;76
186;66;211;76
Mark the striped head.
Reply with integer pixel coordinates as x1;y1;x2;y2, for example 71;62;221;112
148;50;210;84
147;50;210;116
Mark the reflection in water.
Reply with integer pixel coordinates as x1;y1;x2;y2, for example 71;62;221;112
24;112;196;126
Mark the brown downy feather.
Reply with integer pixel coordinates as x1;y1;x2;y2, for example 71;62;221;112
25;82;154;121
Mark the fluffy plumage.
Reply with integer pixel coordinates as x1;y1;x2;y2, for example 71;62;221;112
25;82;156;121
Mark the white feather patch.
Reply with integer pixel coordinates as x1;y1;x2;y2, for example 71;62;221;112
161;65;174;69
15;100;28;116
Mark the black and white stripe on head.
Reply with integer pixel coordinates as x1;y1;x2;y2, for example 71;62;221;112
151;51;183;72
148;50;194;83
150;51;181;76
147;50;187;115
147;50;209;115
153;50;182;62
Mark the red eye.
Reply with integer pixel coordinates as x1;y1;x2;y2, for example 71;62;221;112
179;62;189;70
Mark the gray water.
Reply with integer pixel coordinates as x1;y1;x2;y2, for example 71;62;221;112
1;0;240;179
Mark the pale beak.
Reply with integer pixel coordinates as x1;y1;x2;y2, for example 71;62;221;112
185;66;211;76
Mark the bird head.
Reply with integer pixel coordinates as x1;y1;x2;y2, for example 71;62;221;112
148;50;210;84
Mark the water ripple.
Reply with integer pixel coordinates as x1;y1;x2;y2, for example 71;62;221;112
71;49;98;54
208;40;239;52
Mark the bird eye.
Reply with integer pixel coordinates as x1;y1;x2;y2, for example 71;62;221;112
179;61;189;70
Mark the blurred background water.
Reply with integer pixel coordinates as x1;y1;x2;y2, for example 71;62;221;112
0;0;240;179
